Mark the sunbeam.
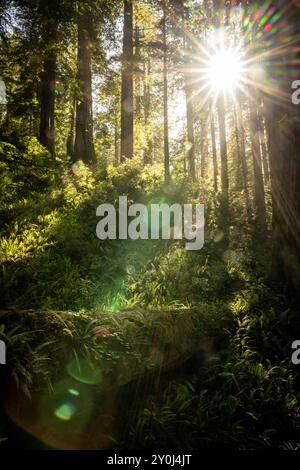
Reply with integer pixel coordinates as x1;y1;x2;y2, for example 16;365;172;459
202;45;246;96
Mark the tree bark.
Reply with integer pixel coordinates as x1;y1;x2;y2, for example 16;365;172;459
266;101;300;284
200;116;208;179
212;0;229;231
143;59;153;165
134;26;142;122
39;18;57;156
67;93;76;159
120;0;134;161
233;104;243;191
162;4;170;181
210;108;218;192
235;93;251;218
217;93;229;232
114;108;119;165
181;4;195;180
185;86;195;179
249;94;267;237
265;9;300;289
73;6;96;165
257;110;270;184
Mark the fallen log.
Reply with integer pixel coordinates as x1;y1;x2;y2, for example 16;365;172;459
0;305;231;449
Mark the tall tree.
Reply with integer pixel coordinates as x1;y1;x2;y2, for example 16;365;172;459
210;107;218;192
200;114;208;179
249;93;267;237
166;0;200;178
66;93;76;158
235;95;251;218
217;93;229;228
73;4;96;164
5;0;72;144
38;0;59;155
263;1;300;287
257;109;270;184
213;0;229;233
39;13;57;155
134;26;142;122
178;0;195;179
120;0;134;161
143;58;153;165
233;103;243;191
114;101;120;165
162;2;170;181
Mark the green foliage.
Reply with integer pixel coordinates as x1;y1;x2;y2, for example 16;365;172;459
0;321;55;398
0;137;56;214
0;161;145;309
1;0;299;452
107;159;164;199
128;353;300;450
126;287;300;450
0;155;299;451
130;246;239;308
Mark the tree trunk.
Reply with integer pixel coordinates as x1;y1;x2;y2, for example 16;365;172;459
120;0;134;161
181;4;195;180
67;94;76;159
144;59;153;165
217;93;229;232
264;0;300;288
200;116;208;179
134;26;142;122
162;4;170;181
185;87;195;179
210;108;218;192
266;100;300;285
114;109;119;165
73;7;96;165
257;109;270;184
39;18;57;156
233;103;243;191
235;93;251;218
212;0;229;230
249;95;267;237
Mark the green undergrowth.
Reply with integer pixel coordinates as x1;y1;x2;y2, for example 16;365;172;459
0;152;239;312
0;144;299;449
0;303;232;397
124;286;300;450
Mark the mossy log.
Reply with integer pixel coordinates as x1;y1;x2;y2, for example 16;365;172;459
0;306;231;449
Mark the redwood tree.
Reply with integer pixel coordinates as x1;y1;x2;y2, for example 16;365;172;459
73;4;96;164
39;7;58;155
120;0;134;161
162;2;170;181
263;1;300;288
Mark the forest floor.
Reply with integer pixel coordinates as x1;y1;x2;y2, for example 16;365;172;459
1;139;300;449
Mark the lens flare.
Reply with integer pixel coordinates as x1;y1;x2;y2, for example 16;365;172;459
54;401;76;421
205;47;245;94
66;359;103;385
126;264;136;276
68;388;80;397
71;161;83;176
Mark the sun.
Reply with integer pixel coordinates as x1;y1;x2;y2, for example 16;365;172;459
196;31;247;98
206;47;245;95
